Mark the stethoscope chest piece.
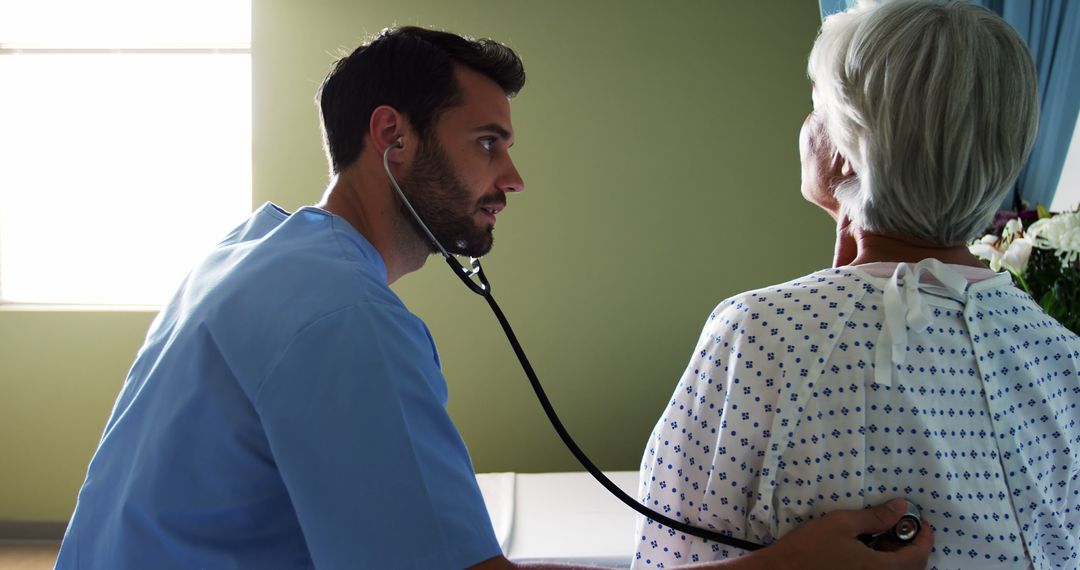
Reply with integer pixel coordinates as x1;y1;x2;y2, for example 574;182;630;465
860;499;922;547
892;500;922;542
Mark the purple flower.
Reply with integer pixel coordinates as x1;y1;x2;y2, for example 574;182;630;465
990;209;1039;234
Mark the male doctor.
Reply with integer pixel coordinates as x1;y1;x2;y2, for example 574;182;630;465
56;26;932;569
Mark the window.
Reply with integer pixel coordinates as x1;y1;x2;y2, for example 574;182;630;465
1051;110;1080;212
0;0;251;306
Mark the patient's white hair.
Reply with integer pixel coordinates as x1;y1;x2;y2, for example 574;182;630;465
808;0;1038;245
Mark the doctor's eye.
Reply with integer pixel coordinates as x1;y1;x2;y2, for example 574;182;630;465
479;136;497;152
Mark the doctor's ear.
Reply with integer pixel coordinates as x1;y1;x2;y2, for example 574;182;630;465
368;104;411;162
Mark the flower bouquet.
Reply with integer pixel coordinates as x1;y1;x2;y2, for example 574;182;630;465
969;205;1080;335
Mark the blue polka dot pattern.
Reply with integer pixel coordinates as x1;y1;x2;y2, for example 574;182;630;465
632;267;1080;570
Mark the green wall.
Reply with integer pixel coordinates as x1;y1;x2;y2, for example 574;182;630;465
0;0;830;522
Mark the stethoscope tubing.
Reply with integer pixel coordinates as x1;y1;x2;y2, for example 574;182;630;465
478;270;764;552
384;144;763;551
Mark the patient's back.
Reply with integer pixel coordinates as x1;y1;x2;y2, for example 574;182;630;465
632;265;1080;570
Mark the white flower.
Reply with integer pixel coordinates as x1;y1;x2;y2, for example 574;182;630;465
969;234;1006;272
968;229;1034;274
1002;236;1034;274
1028;211;1080;265
1003;218;1025;239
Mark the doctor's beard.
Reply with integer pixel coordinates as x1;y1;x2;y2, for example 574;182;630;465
396;137;497;257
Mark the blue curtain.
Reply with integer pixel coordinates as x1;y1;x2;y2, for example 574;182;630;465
973;0;1080;209
818;0;853;20
817;0;1080;209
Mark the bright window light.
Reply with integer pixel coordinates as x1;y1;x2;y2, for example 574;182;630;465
0;0;249;49
0;1;251;306
1051;112;1080;212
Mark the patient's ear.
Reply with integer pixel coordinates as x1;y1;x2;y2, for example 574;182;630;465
840;157;855;178
830;152;856;185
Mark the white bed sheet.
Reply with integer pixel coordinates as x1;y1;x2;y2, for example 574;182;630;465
475;471;638;568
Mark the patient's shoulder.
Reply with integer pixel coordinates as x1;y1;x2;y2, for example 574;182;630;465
711;268;869;319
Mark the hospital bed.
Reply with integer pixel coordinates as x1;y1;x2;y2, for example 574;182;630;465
475;471;638;568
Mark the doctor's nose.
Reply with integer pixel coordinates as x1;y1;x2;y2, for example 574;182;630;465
498;158;525;194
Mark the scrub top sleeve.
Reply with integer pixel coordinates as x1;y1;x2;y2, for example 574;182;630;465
254;303;501;570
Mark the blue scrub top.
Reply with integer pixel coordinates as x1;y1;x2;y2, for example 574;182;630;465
56;203;501;569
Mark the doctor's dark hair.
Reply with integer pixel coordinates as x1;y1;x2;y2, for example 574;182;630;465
316;26;526;174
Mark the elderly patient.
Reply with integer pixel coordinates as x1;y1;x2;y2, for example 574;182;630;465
633;1;1080;569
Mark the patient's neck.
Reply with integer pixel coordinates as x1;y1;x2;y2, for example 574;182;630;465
847;229;984;268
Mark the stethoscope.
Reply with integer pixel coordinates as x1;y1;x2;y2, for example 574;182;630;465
382;140;921;552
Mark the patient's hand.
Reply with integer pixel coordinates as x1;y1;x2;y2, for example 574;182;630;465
751;499;933;570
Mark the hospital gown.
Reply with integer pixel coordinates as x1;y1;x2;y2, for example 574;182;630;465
633;260;1080;570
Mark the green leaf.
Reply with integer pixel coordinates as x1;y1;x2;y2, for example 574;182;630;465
1037;203;1051;219
1014;270;1031;294
1039;288;1057;315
